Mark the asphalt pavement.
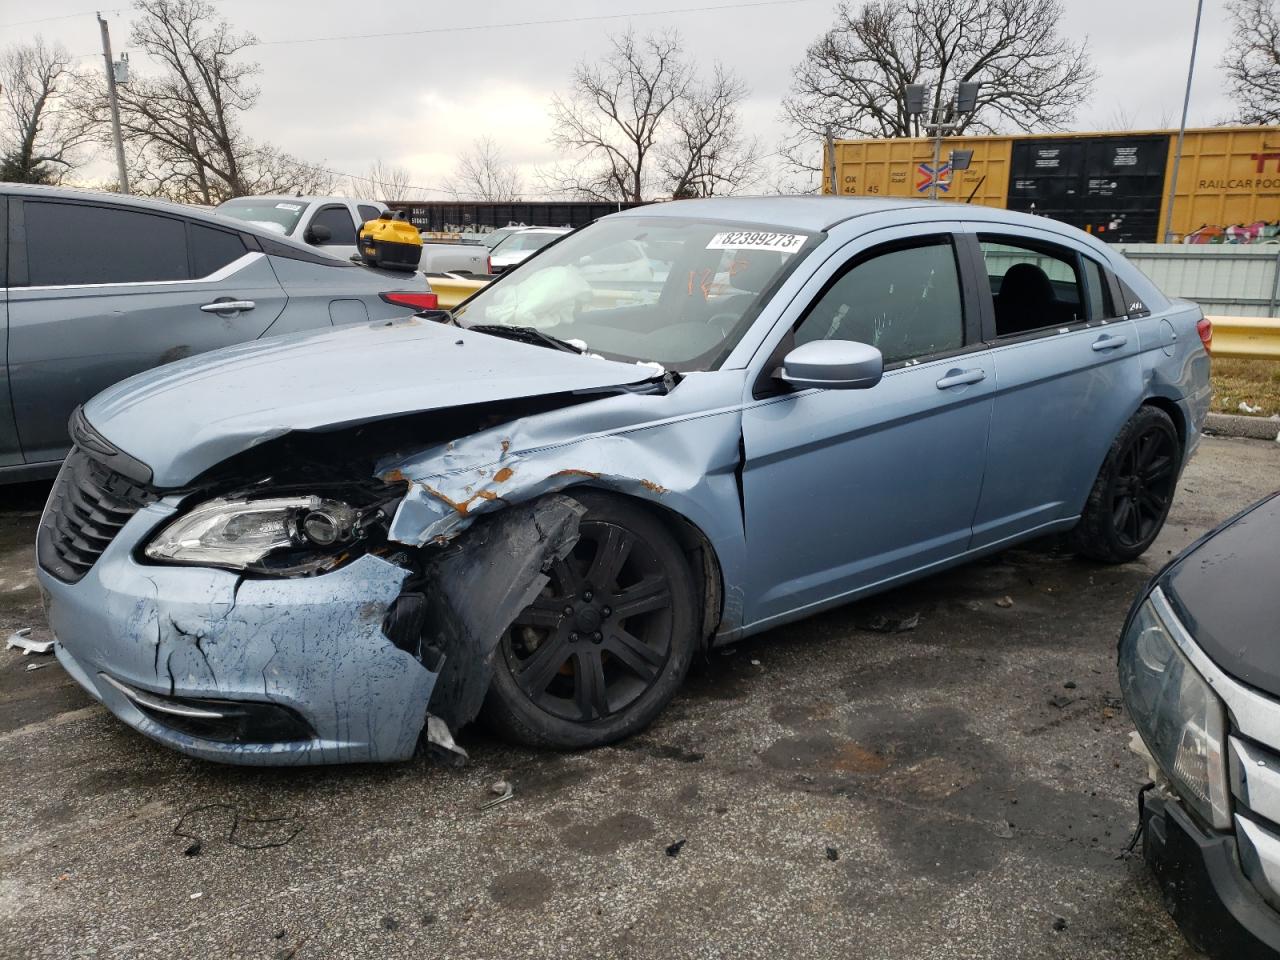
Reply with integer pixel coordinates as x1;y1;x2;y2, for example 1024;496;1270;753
1;435;1277;960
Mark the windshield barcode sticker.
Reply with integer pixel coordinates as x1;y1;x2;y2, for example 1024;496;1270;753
707;231;807;254
275;202;304;211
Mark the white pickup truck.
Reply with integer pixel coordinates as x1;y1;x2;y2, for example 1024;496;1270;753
214;196;488;274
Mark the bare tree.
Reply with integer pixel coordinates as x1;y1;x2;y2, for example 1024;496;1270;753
544;29;762;201
354;159;415;201
78;0;334;202
0;37;92;184
660;66;762;197
1223;0;1280;124
780;0;1095;173
444;137;523;201
543;30;689;201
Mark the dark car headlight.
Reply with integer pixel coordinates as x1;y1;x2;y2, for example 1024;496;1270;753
1120;595;1230;829
144;495;366;574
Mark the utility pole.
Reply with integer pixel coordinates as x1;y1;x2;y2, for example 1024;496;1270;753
98;11;130;194
824;125;837;195
1163;0;1205;243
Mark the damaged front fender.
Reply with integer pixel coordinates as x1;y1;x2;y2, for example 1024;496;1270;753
377;385;749;638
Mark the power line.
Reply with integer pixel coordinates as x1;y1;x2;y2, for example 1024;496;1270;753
256;0;817;46
0;8;126;30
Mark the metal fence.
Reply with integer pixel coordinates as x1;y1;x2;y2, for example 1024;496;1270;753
1114;243;1280;318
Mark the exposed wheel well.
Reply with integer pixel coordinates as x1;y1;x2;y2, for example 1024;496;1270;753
1141;396;1187;454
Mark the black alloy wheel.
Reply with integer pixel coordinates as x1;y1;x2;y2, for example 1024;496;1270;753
1110;423;1179;548
483;492;698;749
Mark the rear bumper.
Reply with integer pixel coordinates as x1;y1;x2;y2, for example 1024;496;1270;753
1142;793;1280;958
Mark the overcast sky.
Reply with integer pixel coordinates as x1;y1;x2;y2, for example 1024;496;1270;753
2;0;1240;196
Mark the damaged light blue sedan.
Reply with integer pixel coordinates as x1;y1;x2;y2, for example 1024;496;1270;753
36;197;1211;764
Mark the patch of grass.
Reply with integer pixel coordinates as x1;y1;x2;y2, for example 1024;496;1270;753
1211;357;1280;418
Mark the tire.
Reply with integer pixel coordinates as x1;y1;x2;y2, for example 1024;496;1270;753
482;490;699;750
1070;406;1181;564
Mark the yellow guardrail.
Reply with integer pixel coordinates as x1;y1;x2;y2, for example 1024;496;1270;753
427;274;489;310
1205;316;1280;360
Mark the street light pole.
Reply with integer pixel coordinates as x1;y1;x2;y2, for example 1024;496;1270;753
98;11;130;194
1163;0;1205;243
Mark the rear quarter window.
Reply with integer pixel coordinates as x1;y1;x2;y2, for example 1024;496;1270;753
189;223;248;278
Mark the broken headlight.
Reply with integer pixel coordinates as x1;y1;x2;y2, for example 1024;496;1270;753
1119;594;1230;830
144;496;367;573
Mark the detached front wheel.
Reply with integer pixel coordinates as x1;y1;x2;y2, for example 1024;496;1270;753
1071;406;1181;563
483;491;699;749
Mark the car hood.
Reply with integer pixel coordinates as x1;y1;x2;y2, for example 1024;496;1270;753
1161;491;1280;697
83;316;655;488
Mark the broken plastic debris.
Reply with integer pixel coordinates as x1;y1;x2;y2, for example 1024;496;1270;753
424;714;469;765
994;596;1014;609
665;838;687;857
1239;401;1264;415
479;780;514;811
6;628;53;655
857;613;920;633
25;661;52;672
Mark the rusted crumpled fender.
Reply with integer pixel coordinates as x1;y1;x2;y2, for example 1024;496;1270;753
375;385;750;640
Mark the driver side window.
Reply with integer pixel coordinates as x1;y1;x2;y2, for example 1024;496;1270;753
311;206;357;246
793;237;964;365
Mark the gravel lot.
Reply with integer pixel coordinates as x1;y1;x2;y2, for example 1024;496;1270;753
1;435;1277;960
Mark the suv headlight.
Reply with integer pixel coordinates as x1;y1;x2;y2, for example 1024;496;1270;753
1120;595;1230;829
144;496;364;573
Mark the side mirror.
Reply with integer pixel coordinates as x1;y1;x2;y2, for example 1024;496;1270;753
778;339;883;391
304;223;332;245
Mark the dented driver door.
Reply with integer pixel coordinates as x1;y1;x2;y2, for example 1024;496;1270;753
739;227;994;628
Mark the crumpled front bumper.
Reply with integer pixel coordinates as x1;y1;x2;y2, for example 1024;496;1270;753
38;499;437;765
1141;793;1280;959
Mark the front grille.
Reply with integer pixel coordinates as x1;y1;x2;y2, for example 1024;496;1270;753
38;448;157;583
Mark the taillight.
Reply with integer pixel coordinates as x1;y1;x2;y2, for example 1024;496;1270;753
487;255;492;275
380;291;439;311
1197;317;1213;349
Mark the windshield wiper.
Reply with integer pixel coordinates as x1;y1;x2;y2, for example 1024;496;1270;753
466;324;585;355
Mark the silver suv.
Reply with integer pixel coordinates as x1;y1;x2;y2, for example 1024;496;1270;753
0;184;434;481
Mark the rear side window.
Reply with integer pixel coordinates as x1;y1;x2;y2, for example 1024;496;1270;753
794;237;964;364
979;237;1085;336
310;205;357;245
25;201;188;286
189;223;247;278
1082;257;1119;321
357;204;381;224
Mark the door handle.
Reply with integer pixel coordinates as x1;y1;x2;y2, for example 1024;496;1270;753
935;368;986;389
1091;334;1128;351
200;299;256;314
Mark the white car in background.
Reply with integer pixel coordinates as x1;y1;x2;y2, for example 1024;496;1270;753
215;196;488;274
488;226;571;273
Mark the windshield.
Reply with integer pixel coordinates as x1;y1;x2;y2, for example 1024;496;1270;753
492;231;567;254
454;217;819;371
215;198;308;235
483;228;518;249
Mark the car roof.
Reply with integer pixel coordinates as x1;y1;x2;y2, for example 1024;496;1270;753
2;183;349;259
608;195;1101;238
219;195;378;206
